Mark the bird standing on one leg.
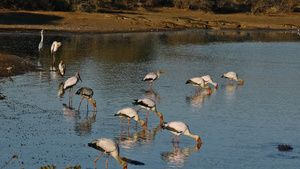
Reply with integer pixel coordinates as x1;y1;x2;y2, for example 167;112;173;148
142;71;167;90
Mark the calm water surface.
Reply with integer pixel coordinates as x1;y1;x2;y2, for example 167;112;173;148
0;29;300;169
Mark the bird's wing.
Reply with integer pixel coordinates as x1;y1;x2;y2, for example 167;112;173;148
143;73;157;81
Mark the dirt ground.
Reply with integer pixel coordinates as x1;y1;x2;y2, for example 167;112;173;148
0;8;299;77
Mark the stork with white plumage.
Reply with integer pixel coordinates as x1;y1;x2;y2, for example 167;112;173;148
142;71;167;90
201;75;218;89
163;121;202;148
64;72;82;96
88;138;127;169
132;98;164;124
221;71;244;84
186;77;212;95
114;107;146;130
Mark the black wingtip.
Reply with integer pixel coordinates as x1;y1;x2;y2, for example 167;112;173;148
121;157;145;165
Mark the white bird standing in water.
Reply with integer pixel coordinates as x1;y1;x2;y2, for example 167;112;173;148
163;121;202;147
142;71;167;90
64;72;82;96
186;77;212;94
132;98;164;124
38;30;44;52
51;41;61;54
88;138;128;169
75;87;97;112
221;71;244;84
114;107;146;130
58;61;66;77
201;75;218;89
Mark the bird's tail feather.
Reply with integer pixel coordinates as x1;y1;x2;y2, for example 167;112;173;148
120;157;145;165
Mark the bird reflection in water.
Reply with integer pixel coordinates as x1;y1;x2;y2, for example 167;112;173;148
141;89;160;103
161;142;200;168
223;84;243;101
62;103;96;136
117;124;163;149
185;89;212;108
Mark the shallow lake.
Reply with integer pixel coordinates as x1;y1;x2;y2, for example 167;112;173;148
0;29;300;169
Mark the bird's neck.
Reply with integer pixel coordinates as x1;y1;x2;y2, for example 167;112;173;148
114;155;127;168
186;133;199;141
40;33;43;41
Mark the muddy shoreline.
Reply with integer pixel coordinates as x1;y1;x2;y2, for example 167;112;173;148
0;8;299;77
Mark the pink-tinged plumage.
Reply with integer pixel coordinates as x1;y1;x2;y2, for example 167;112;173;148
201;75;218;89
64;72;82;96
88;138;127;169
221;71;244;84
115;107;146;130
142;71;167;89
133;98;164;124
163;121;202;147
186;77;212;94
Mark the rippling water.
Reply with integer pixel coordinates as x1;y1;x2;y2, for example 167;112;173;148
0;29;300;169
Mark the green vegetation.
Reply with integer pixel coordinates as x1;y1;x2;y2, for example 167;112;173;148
0;0;299;14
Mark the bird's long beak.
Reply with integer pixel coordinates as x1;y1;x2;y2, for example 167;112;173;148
241;80;244;85
197;137;202;149
215;84;218;89
159;71;167;74
57;42;62;48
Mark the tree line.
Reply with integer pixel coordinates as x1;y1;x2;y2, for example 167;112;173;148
0;0;299;14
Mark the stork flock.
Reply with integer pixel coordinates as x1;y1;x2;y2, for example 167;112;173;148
38;30;244;169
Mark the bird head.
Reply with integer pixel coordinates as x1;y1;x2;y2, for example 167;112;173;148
57;42;62;48
76;72;82;82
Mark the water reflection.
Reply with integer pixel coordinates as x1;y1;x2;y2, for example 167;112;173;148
223;84;243;101
186;89;212;108
161;143;200;168
141;89;160;102
116;124;163;149
62;103;96;136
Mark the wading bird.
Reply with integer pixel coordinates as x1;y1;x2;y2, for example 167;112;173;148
58;61;66;77
75;87;97;112
51;41;61;54
163;121;202;148
142;71;167;89
64;72;82;96
115;107;146;130
201;75;218;89
38;30;44;52
221;71;244;84
133;98;164;124
88;138;128;169
186;77;212;94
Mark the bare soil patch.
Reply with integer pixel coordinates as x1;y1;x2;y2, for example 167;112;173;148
0;8;299;78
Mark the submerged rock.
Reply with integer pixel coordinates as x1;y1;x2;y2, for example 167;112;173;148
278;144;293;151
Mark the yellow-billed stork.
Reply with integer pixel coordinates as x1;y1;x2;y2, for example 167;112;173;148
64;72;82;96
114;107;146;130
186;77;212;94
133;98;164;124
75;87;97;112
221;71;244;84
142;71;167;89
88;138;127;169
201;75;218;89
163;121;202;148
